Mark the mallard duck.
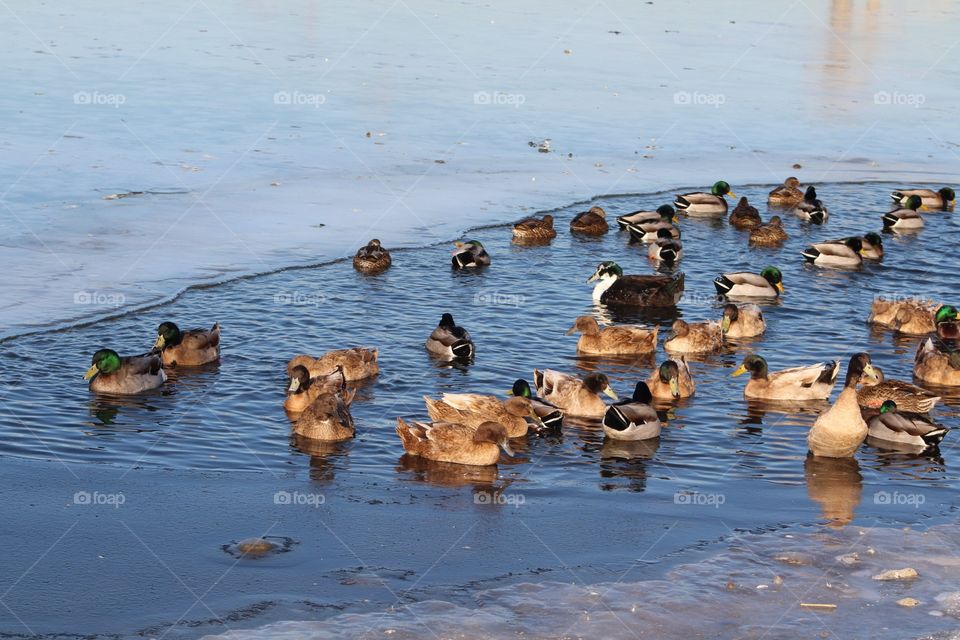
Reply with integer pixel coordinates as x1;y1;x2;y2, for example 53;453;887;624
512;214;557;242
565;315;658;355
625;206;680;243
294;392;355;442
425;313;474;360
714;267;783;298
936;305;960;341
801;237;865;269
451;240;491;269
891;187;955;210
721;303;765;338
602;382;661;441
647;228;684;263
353;239;392;274
533;369;617;419
867;297;937;330
674;181;734;217
287;347;378;381
866;400;949;451
728;197;761;229
792;186;828;224
587;261;684;307
508;379;564;434
284;365;349;413
860;232;884;260
857;366;940;413
153;322;220;366
618;204;677;231
396;418;512;466
84;349;167;394
570;206;609;235
663;319;722;354
892;304;937;335
883;195;926;231
423;394;540;438
914;337;960;386
768;177;804;206
646;358;695;400
732;355;839;401
749;216;789;246
807;353;880;458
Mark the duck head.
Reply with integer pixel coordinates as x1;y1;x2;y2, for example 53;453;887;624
721;304;739;334
658;360;682;398
711;180;735;198
287;365;311;393
657;204;678;223
84;349;121;380
473;421;513;456
845;353;880;387
584;372;618;400
761;266;784;293
154;321;182;350
939;187;956;205
732;354;768;380
586;261;622;284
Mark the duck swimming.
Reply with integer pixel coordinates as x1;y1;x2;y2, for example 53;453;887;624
396;419;512;466
866;400;949;452
618;204;677;232
732;355;839;401
451;240;491;269
646;358;695;400
423;394;541;438
748;216;788;246
728;197;762;229
512;214;557;242
284;365;349;413
534;369;618;419
857;366;940;414
807;353;880;458
353;239;392;274
801;237;866;269
570;206;609;235
721;303;765;338
288;347;379;381
508;379;564;434
294;392;355;442
587;261;684;307
793;186;828;224
153;321;220;367
714;267;783;298
602;382;661;441
891;187;955;209
663;319;723;354
84;349;167;395
768;177;804;206
674;181;735;217
647;228;684;263
565;315;658;355
425;313;475;360
883;195;925;231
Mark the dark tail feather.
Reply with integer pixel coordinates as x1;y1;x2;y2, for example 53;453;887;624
603;406;630;432
922;428;949;447
817;361;839;384
539;410;563;434
882;213;898;228
809;210;825;224
801;246;821;263
451;340;474;359
713;275;732;295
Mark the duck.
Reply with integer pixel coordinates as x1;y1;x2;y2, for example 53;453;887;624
618;204;678;231
728;197;762;229
451;240;491;269
674;181;735;217
748;216;789;247
84;349;167;394
533;369;618;419
891;187;955;210
663;319;723;354
284;365;349;413
587;261;684;307
714;267;783;298
914;337;960;386
646;358;695;400
353;239;392;275
721;303;766;338
153;321;220;366
565;315;658;355
602;382;661;441
395;418;512;466
807;353;881;458
800;237;865;269
857;366;940;413
792;186;828;224
732;355;839;401
891;304;937;335
883;195;926;231
294;392;355;442
859;232;884;260
287;347;379;381
425;313;475;360
866;400;949;452
936;305;960;341
570;206;609;235
423;394;541;438
647;228;684;263
512;214;557;242
508;379;564;434
768;177;804;206
625;206;680;243
867;297;937;330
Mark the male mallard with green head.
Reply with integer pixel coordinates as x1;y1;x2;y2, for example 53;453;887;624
714;267;783;298
587;261;684;307
602;382;661;441
801;237;866;269
866;400;949;452
618;204;678;230
891;187;955;209
674;181;735;217
84;348;167;395
646;358;695;400
883;195;926;231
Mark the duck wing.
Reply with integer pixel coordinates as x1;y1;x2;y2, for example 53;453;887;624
769;361;839;387
181;323;221;350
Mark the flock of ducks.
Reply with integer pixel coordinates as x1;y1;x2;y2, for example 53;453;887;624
83;179;959;465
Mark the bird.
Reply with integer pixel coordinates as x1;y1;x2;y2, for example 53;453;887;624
84;349;167;394
674;181;735;217
801;237;866;269
866;400;949;452
883;195;926;231
807;353;881;458
284;365;349;413
423;394;541;438
792;186;828;224
914;337;960;386
587;261;684;307
294;392;355;442
395;419;512;466
768;177;804;206
451;240;491;269
721;303;765;338
935;305;960;341
533;369;618;419
353;239;392;274
732;355;839;401
425;313;475;360
663;319;723;354
891;187;955;210
565;315;658;355
714;267;783;298
857;366;940;414
617;204;677;231
728;197;762;229
859;232;884;260
867;298;937;331
749;216;789;246
508;379;564;434
646;358;695;400
602;382;661;441
512;214;557;242
288;347;379;381
153;321;220;366
647;228;684;263
570;206;609;235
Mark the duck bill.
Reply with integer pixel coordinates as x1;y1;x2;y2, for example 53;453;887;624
721;316;731;333
153;335;166;350
500;439;515;457
727;191;737;199
731;364;747;377
505;389;515;396
669;378;680;398
862;363;881;384
565;326;578;336
603;386;619;401
83;365;99;381
775;282;785;293
586;273;600;283
287;377;301;393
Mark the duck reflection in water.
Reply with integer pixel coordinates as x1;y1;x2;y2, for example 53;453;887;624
805;455;862;528
291;434;352;484
395;453;500;489
599;437;660;493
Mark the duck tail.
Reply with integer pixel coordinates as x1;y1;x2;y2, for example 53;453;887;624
615;216;630;230
674;196;690;211
659;247;677;263
882;212;898;228
539;409;564;434
395;417;416;451
921;427;949;448
626;224;645;243
713;275;733;296
890;191;904;202
602;406;631;432
808;210;826;225
818;360;841;385
451;339;474;359
800;246;821;263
